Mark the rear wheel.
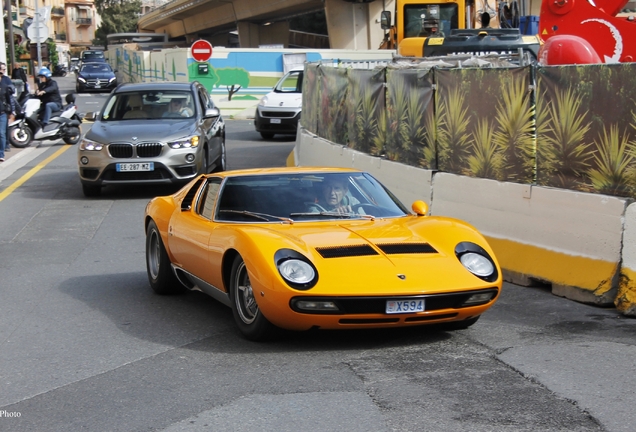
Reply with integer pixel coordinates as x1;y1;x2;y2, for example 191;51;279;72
8;124;33;148
146;220;184;295
230;255;277;341
260;132;274;140
63;127;81;144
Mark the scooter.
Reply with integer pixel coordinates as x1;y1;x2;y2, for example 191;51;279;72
52;65;68;77
8;93;82;148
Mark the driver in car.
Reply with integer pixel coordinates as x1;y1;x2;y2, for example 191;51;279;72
308;177;361;214
163;98;190;118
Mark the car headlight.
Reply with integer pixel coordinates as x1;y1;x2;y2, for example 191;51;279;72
79;138;103;151
258;96;268;107
168;136;199;149
275;249;318;290
78;77;86;83
460;253;494;277
108;77;116;83
455;242;498;282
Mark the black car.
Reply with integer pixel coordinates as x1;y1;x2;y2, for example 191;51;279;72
76;62;118;93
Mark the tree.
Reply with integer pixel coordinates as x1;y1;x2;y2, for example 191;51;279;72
93;0;142;47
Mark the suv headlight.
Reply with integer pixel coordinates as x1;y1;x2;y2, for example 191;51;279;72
108;77;116;83
77;77;86;83
258;96;268;107
79;138;103;151
168;135;199;149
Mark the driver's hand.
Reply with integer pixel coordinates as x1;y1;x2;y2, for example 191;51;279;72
333;205;353;214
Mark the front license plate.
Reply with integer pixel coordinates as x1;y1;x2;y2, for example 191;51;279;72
270;118;282;124
116;162;154;172
386;299;425;314
95;85;101;88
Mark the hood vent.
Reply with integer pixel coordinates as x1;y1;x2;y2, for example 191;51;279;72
377;243;437;254
316;245;378;259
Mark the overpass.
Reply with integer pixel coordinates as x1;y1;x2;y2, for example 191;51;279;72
137;0;393;51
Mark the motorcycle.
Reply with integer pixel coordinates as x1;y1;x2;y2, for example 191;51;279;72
8;93;82;148
52;65;68;77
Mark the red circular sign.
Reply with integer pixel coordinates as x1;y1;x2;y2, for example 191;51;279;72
191;39;213;62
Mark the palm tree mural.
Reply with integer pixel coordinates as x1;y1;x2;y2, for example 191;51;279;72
587;123;636;197
468;118;502;179
493;75;535;183
536;87;592;189
436;86;471;174
348;70;384;156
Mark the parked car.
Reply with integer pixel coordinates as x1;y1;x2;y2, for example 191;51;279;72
254;68;303;139
78;81;226;197
144;167;502;341
76;62;118;93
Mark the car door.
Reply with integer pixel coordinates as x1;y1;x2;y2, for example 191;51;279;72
168;177;222;284
197;85;221;167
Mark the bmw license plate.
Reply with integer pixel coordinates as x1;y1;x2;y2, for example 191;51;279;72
116;162;154;172
270;118;282;124
386;299;425;314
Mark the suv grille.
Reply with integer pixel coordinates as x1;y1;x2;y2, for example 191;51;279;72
108;143;164;158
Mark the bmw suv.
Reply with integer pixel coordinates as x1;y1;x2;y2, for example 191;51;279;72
78;81;226;197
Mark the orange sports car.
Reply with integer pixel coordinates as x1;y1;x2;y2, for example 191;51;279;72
144;167;502;341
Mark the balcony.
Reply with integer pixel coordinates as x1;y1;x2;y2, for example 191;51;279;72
76;17;92;26
51;7;65;17
55;33;67;41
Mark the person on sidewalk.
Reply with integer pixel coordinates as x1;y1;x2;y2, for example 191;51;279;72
0;62;17;154
0;62;16;162
35;67;62;127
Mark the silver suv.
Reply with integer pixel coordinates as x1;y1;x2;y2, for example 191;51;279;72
78;81;226;197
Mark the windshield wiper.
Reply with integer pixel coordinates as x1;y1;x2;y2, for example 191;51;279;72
219;210;293;223
290;212;375;220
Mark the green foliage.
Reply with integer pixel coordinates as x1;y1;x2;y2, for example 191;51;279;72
537;87;592;189
468;119;502;179
94;0;141;47
46;40;59;67
437;87;471;173
587;124;636;196
215;68;250;88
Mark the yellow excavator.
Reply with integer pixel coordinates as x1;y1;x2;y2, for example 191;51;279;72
380;0;540;61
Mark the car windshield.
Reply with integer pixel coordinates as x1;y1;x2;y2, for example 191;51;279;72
82;51;104;60
81;64;112;73
274;71;303;93
101;90;195;121
214;172;409;222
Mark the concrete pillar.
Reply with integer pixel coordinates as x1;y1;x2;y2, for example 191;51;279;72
325;0;395;50
237;21;260;48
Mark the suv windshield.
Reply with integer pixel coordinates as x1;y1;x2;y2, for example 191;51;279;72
82;51;105;60
101;90;196;120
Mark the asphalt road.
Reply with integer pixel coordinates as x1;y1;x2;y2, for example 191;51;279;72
0;76;634;432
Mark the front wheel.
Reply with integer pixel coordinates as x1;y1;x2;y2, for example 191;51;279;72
213;140;226;172
230;255;277;341
8;124;33;148
63;127;81;145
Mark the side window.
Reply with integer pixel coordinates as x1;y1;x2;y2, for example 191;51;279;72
197;178;222;220
198;87;214;111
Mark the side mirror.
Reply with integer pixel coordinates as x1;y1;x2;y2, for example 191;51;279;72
84;112;97;121
204;107;220;119
381;11;392;30
411;200;428;216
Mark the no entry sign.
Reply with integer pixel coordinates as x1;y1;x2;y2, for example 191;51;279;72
191;40;213;62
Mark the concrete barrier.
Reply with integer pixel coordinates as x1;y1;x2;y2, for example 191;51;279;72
296;127;632;311
618;203;636;316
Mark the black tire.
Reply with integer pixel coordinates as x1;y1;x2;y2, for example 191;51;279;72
63;127;81;145
213;140;226;172
260;132;274;140
82;183;102;197
8;124;33;148
146;220;184;295
439;316;480;331
229;255;277;341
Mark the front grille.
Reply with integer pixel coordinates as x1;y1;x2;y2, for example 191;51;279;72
377;243;437;254
109;144;133;158
261;111;298;118
316;245;378;258
108;142;164;158
137;143;163;157
291;289;498;315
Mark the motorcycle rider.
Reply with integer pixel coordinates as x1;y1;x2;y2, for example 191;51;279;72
35;67;63;127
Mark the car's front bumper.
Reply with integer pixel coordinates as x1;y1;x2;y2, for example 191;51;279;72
77;80;117;92
254;107;300;135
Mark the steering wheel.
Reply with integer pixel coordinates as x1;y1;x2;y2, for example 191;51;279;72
180;108;193;117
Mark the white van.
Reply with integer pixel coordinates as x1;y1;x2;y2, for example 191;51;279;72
254;68;303;140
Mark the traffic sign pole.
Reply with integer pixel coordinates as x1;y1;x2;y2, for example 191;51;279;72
35;0;42;68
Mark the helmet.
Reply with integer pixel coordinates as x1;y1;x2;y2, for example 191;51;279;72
37;67;52;78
